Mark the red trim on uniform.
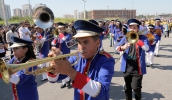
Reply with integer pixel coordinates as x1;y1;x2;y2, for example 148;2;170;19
137;40;144;47
118;46;123;51
12;83;18;100
0;73;2;78
80;90;84;100
150;41;153;45
135;44;142;75
47;72;57;77
72;72;90;89
101;51;112;58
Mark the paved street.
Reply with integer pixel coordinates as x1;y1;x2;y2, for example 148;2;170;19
0;35;172;100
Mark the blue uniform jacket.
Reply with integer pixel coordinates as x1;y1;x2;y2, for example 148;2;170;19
113;27;121;41
108;24;116;33
48;51;115;100
117;35;150;75
40;31;50;57
148;33;159;52
154;25;163;41
53;32;71;54
9;57;38;100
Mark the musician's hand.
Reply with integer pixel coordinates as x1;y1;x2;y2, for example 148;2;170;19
122;43;131;50
51;47;61;55
49;59;77;80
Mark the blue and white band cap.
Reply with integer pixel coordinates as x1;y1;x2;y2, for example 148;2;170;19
73;30;98;38
10;43;27;48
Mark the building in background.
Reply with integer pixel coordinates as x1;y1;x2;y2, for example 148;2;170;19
74;10;78;19
5;4;11;20
86;9;136;20
0;1;11;20
22;4;32;17
63;14;74;19
13;8;22;17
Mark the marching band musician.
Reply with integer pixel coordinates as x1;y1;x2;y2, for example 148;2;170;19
33;26;50;82
112;20;122;53
146;24;159;68
51;22;72;89
47;20;115;100
139;20;148;31
116;24;128;63
108;20;115;47
98;21;107;51
116;19;150;100
154;18;163;57
8;37;38;100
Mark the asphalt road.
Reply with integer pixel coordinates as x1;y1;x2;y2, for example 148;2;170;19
0;34;172;100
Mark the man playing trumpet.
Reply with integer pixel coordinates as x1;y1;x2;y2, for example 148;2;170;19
47;20;115;100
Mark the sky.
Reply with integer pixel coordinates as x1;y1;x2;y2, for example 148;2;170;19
4;0;172;17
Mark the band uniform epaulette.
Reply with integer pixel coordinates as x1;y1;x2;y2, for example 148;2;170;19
99;50;112;58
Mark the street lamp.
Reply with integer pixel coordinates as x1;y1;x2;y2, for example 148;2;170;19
28;0;31;17
132;2;134;18
83;0;87;19
107;5;109;18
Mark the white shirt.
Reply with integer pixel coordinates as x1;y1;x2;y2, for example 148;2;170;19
18;27;31;40
6;30;19;43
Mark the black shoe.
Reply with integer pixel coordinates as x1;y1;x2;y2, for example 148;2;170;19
60;84;66;88
110;45;112;47
147;64;150;67
150;64;154;69
66;79;71;88
41;79;48;82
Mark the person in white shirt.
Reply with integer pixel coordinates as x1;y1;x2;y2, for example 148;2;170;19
18;22;31;40
6;26;19;58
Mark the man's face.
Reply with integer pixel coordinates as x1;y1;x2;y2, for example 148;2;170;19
141;22;145;26
149;28;154;33
156;21;160;25
58;27;65;33
77;36;100;59
21;22;25;27
129;25;139;33
99;23;103;27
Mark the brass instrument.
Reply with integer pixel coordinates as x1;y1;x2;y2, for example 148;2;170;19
126;31;139;44
32;6;54;55
145;33;155;42
154;29;162;35
0;52;79;84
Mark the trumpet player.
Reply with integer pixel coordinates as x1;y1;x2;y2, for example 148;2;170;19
51;22;72;89
154;18;163;57
47;20;115;100
116;19;150;100
7;37;38;100
146;24;160;68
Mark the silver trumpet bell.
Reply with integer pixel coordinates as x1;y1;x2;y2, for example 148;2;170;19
32;6;54;30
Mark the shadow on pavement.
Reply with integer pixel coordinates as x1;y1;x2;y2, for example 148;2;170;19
142;92;165;100
113;71;123;77
153;65;172;70
109;83;125;100
109;83;165;100
157;54;172;58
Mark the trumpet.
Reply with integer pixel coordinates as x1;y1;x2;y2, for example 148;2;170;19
0;52;79;84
